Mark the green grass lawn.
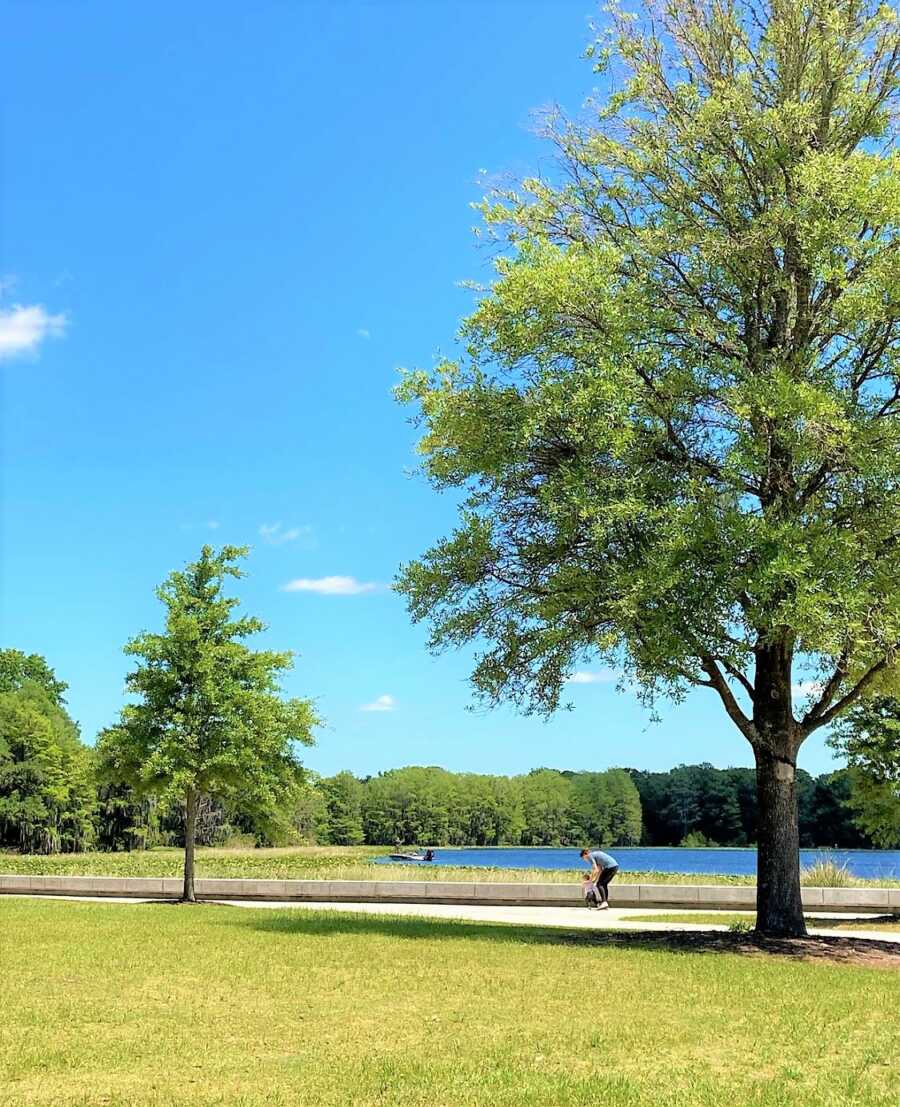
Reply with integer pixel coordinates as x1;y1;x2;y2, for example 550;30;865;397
627;912;900;933
3;844;897;887
1;897;898;1107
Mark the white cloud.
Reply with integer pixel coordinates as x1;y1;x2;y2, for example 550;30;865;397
567;668;619;685
361;694;395;712
259;522;312;545
0;304;67;360
356;328;371;340
282;575;378;595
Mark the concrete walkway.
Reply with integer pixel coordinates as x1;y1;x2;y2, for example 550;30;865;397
9;893;898;944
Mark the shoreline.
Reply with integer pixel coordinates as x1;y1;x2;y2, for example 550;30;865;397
3;844;899;887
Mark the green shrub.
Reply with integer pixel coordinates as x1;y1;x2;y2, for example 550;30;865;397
728;919;754;935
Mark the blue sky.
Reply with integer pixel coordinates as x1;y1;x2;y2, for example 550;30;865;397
1;1;840;778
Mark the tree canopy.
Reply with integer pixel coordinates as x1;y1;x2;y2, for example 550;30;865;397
358;765;642;847
397;0;900;935
0;648;68;707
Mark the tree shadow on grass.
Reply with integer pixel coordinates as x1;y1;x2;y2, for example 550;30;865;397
227;906;900;969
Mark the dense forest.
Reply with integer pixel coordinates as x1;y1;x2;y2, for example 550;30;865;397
627;765;868;850
319;766;642;849
0;648;892;853
300;763;872;851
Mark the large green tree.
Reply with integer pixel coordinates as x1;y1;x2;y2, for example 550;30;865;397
397;0;900;935
97;546;319;901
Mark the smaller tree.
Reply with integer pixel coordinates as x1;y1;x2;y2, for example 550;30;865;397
288;775;331;844
830;698;900;848
97;546;320;901
0;681;95;853
518;769;573;846
602;769;642;846
321;771;364;845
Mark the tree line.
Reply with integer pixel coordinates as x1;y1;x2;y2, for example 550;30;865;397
2;637;892;855
317;766;642;848
628;764;871;850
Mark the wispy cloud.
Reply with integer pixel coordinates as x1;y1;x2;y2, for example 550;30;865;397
259;522;312;546
282;575;378;596
567;668;619;685
0;304;67;361
356;328;371;340
361;694;395;712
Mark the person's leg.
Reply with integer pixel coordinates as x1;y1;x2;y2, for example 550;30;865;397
597;866;619;905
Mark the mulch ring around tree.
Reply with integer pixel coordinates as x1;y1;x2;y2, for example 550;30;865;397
563;928;900;970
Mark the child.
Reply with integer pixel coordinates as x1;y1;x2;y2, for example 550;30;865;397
581;873;603;909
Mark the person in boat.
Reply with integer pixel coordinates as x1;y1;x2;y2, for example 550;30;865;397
423;848;434;862
580;847;619;910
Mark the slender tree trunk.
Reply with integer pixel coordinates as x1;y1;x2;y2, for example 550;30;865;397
754;744;806;937
182;788;198;903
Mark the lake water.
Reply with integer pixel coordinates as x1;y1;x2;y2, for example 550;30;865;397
375;846;900;880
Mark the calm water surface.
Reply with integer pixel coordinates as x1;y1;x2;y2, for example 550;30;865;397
375;846;900;879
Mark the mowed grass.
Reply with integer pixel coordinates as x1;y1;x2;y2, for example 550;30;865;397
628;912;900;933
2;898;899;1107
3;845;898;887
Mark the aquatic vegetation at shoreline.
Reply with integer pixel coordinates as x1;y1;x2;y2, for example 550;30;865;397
2;845;898;887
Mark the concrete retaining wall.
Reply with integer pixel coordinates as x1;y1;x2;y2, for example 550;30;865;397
1;874;898;913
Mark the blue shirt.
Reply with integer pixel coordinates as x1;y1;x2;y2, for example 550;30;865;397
587;849;618;871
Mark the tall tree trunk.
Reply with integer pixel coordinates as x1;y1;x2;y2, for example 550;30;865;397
754;744;806;937
182;788;198;903
752;638;807;938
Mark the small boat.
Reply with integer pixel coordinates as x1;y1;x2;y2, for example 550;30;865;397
388;849;436;862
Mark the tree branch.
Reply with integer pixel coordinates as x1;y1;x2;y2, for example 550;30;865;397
801;643;851;728
803;650;898;735
700;657;756;740
718;659;756;700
